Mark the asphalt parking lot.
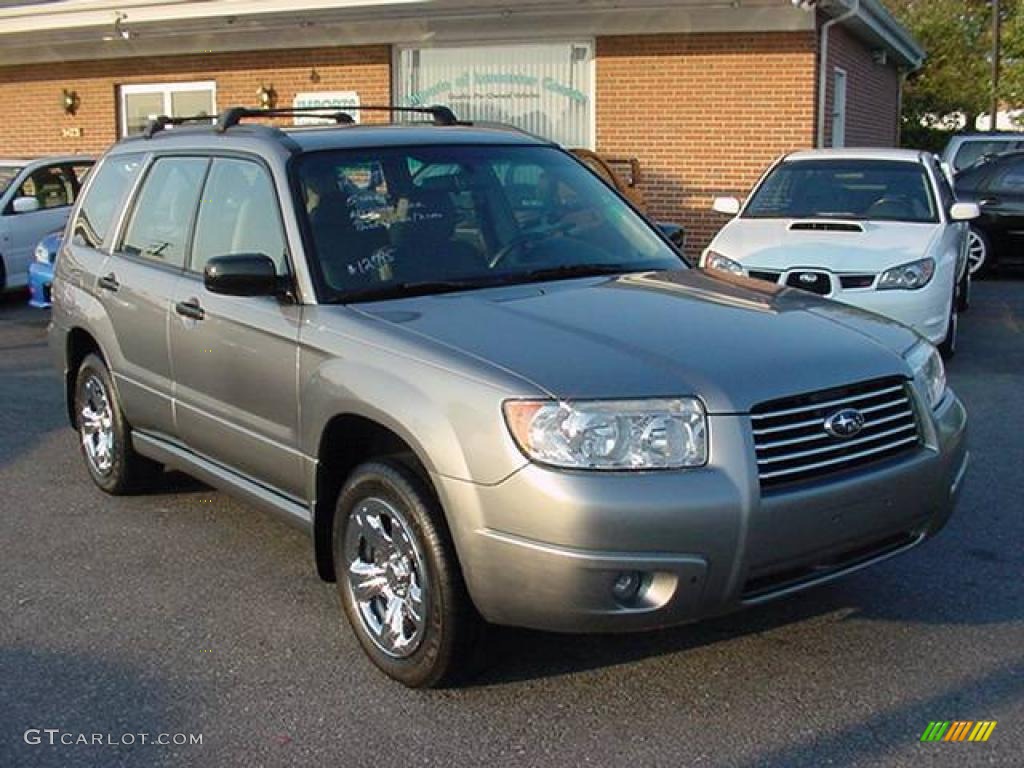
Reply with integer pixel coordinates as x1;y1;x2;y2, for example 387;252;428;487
1;280;1021;768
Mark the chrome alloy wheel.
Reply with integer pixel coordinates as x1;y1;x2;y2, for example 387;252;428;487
967;229;987;276
343;497;428;658
79;374;115;476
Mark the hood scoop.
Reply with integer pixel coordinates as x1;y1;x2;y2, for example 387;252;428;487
789;221;864;233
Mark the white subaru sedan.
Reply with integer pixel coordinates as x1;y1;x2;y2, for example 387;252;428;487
702;149;979;356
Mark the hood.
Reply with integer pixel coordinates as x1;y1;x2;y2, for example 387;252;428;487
353;270;920;413
711;218;942;272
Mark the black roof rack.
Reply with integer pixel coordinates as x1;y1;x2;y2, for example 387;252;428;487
142;114;216;138
214;104;462;132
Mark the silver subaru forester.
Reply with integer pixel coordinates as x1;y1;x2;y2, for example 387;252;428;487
50;106;968;687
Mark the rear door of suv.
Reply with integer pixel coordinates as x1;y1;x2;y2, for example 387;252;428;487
168;155;304;499
98;154;208;436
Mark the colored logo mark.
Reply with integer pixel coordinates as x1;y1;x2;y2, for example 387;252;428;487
920;721;997;742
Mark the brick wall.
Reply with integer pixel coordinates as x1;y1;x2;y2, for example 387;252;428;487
821;24;901;148
595;32;818;253
0;45;391;157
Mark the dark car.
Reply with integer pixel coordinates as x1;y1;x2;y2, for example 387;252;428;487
955;150;1024;276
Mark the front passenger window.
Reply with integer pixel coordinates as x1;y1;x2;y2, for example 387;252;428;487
121;157;208;268
191;158;288;276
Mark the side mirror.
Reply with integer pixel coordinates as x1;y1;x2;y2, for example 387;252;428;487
12;196;41;214
204;254;281;297
657;222;686;251
949;202;980;222
712;196;741;216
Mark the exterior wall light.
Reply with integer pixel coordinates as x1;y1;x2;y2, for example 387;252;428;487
61;88;80;115
257;83;277;109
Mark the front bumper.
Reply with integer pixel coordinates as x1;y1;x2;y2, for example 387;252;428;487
435;392;967;633
837;285;952;346
27;262;54;308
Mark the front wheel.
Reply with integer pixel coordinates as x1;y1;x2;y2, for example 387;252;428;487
333;460;482;688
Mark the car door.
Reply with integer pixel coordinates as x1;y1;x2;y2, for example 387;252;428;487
99;155;208;438
169;156;304;499
977;156;1024;256
3;163;79;285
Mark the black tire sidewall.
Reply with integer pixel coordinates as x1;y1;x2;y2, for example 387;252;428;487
332;461;476;688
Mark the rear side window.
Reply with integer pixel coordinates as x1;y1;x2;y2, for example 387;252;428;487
953;139;1023;171
15;165;77;210
73;154;145;249
121;157;208;268
191;158;288;276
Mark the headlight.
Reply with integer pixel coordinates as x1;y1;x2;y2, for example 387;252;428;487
503;398;708;470
906;341;947;409
702;250;745;276
878;258;935;290
34;243;52;264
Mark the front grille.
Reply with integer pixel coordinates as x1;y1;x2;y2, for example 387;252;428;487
839;274;875;289
748;269;782;284
751;377;920;489
785;270;832;295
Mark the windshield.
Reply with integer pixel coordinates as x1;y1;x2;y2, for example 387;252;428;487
294;145;683;302
0;165;24;197
744;159;938;223
953;139;1023;171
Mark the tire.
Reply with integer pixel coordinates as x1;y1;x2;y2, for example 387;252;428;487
938;289;958;359
966;226;991;278
957;267;971;313
73;353;162;494
333;460;482;688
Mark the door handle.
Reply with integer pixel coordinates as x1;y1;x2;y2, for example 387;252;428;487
98;273;120;292
175;298;205;321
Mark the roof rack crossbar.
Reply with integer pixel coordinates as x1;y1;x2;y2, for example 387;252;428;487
214;104;461;132
142;114;215;139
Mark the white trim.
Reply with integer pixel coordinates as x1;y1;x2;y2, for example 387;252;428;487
118;80;217;137
831;66;847;149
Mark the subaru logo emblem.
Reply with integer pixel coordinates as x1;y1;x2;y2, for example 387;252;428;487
824;408;865;439
798;273;819;284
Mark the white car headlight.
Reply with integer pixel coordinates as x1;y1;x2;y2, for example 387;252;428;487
503;398;708;470
702;250;745;276
34;243;52;264
878;258;935;290
906;341;947;409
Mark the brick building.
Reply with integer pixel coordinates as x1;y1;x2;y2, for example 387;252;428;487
0;0;922;250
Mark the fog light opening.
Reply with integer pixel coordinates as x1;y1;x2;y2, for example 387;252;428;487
612;570;648;605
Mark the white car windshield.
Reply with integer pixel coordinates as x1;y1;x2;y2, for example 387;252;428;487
744;160;938;224
295;145;684;302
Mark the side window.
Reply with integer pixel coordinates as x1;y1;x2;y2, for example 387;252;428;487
121;157;208;268
989;159;1024;194
73;154;145;249
16;165;75;210
191;158;288;276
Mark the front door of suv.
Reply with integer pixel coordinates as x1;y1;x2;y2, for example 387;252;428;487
169;157;303;499
101;155;208;436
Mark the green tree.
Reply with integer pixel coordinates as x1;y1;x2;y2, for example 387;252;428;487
885;0;1023;148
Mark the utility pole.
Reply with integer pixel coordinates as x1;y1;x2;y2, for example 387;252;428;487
991;0;1002;132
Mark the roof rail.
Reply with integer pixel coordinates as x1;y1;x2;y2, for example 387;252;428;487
214;104;462;132
142;114;216;139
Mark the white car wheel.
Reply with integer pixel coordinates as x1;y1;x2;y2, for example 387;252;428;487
966;227;989;277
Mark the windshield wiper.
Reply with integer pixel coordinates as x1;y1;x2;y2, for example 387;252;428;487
335;278;501;303
511;263;639;284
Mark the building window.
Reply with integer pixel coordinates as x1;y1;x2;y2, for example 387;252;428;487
395;41;594;148
118;81;216;136
831;68;847;149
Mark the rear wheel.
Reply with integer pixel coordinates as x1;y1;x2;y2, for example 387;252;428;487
74;353;162;494
966;226;991;278
333;460;482;688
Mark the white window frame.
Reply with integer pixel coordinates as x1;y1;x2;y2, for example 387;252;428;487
118;80;217;137
392;40;597;150
831;67;847;149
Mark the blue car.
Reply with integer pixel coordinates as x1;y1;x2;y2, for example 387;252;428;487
27;230;61;308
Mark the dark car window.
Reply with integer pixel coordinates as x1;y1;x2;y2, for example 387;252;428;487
295;145;682;301
989;158;1024;193
73;154;145;249
191;158;288;276
0;165;23;197
121;157;208;268
953;139;1024;171
744;159;938;223
15;165;77;210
